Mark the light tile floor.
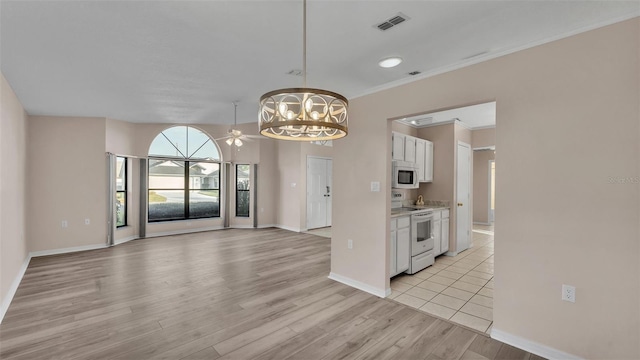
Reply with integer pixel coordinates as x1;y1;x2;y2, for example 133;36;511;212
389;224;495;334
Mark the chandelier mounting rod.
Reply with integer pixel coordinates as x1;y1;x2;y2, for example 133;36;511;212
302;0;307;88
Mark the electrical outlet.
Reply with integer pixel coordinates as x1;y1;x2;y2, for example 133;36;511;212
347;239;353;249
562;284;576;303
61;220;68;228
85;218;90;225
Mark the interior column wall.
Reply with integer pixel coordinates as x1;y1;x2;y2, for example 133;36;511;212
332;18;639;359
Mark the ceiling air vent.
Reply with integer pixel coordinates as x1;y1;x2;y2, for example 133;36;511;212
408;71;421;76
375;13;409;31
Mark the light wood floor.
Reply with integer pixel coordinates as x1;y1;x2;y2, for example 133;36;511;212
0;228;541;360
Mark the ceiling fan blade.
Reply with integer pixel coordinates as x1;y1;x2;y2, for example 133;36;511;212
213;135;233;141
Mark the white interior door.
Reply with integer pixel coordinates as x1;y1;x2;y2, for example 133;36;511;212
456;142;471;252
489;160;495;223
307;157;332;229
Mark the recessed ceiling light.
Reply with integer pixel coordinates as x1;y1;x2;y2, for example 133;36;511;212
378;57;403;68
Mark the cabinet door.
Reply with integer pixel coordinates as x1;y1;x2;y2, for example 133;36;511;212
390;229;397;277
424;140;434;182
441;218;450;254
392;132;405;161
433;219;441;256
404;136;416;163
415;139;426;181
396;227;410;273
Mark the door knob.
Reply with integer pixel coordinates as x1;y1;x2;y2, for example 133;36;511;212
457;203;463;206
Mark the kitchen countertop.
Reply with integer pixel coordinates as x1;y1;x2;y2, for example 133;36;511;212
391;205;449;218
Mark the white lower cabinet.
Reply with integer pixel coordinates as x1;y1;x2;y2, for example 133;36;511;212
397;227;410;273
432;209;450;257
441;210;450;255
390;225;397;278
433;217;441;256
390;210;449;277
390;216;411;277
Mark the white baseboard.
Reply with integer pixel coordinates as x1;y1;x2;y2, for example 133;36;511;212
275;225;302;233
256;224;304;233
228;224;255;229
491;328;584;360
114;235;137;245
0;256;31;324
444;250;458;257
473;221;492;226
146;226;224;238
385;287;392;297
328;272;387;298
29;243;108;258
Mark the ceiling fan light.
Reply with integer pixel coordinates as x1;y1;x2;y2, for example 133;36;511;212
234;138;243;147
378;57;403;68
226;138;233;146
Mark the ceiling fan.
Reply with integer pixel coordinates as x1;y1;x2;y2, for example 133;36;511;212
215;102;260;147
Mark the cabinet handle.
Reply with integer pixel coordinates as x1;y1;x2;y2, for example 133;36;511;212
457;203;463;207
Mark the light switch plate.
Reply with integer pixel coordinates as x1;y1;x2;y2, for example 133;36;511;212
370;181;380;192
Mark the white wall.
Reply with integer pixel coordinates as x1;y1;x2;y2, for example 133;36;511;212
332;18;639;359
27;116;108;252
0;74;29;320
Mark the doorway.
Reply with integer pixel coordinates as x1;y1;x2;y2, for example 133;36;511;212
456;142;471;252
306;156;332;230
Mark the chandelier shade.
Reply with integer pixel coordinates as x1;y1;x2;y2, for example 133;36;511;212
258;0;348;141
259;88;348;141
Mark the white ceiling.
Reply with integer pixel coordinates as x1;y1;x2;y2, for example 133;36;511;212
1;1;638;125
396;101;496;130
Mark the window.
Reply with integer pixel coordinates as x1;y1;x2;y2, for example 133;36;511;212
147;126;221;222
236;164;250;217
116;157;127;227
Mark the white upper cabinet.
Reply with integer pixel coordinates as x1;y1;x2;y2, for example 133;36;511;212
392;131;433;182
392;132;405;161
423;140;433;182
404;136;416;163
415;138;433;183
416;139;426;181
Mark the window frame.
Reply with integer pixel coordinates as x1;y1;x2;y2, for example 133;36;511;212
116;156;127;228
148;158;221;222
147;126;222;223
235;164;250;218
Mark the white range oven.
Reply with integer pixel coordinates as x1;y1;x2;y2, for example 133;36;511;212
407;209;435;274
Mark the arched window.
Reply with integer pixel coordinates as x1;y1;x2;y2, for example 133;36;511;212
147;126;221;222
149;126;220;160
